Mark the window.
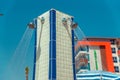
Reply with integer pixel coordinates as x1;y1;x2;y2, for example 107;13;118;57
114;66;119;72
118;47;120;50
80;65;88;69
112;48;116;53
79;46;87;51
110;39;115;44
88;63;90;70
113;57;118;63
86;46;89;52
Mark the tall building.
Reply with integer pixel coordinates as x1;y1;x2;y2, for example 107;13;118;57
75;37;120;74
31;9;76;80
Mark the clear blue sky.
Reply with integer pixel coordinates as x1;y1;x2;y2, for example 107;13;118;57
0;0;120;80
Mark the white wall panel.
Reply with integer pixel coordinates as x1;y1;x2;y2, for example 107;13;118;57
89;46;102;71
35;11;49;80
56;10;74;80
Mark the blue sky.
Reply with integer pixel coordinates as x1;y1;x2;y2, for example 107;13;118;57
0;0;120;80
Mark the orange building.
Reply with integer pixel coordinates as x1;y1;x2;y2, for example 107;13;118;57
75;37;120;74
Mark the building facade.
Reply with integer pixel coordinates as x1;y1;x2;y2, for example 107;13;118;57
32;9;76;80
75;37;120;74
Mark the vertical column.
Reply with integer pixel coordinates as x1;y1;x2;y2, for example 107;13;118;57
33;19;37;80
94;50;98;70
87;54;90;70
71;18;76;80
49;9;56;80
86;46;90;70
105;44;114;72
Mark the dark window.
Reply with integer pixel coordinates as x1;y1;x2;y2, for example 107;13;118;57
76;46;88;55
118;47;120;50
113;57;117;63
86;46;89;52
79;46;87;51
80;65;88;69
110;39;115;44
114;66;119;72
88;63;90;70
112;48;116;53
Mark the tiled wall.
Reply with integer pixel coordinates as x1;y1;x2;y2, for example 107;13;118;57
35;11;50;80
56;11;74;80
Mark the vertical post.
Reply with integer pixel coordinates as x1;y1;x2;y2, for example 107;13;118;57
87;46;90;70
94;50;98;70
49;9;56;80
87;54;90;70
71;18;76;80
25;67;29;80
33;19;37;80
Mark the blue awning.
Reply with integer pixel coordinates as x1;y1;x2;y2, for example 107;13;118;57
76;71;120;80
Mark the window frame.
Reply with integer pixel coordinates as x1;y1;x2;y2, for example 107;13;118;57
111;48;116;53
113;57;118;63
114;66;119;72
